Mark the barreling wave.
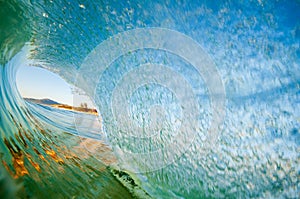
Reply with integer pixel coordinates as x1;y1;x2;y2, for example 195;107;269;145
0;0;299;198
0;46;143;198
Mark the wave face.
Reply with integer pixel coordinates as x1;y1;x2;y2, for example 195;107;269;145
1;0;300;198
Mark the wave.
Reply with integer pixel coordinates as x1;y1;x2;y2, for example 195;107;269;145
0;0;299;198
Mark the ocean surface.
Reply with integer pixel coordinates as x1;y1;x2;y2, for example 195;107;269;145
0;0;299;198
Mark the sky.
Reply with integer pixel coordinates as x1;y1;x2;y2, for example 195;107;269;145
16;65;95;108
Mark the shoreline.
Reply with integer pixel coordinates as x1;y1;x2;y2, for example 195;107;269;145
49;104;98;115
24;98;98;115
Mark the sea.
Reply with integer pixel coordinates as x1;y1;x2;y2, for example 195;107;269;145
0;0;299;198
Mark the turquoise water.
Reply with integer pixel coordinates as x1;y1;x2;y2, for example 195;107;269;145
0;0;300;198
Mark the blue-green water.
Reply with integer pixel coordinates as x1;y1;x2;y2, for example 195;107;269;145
0;0;299;198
